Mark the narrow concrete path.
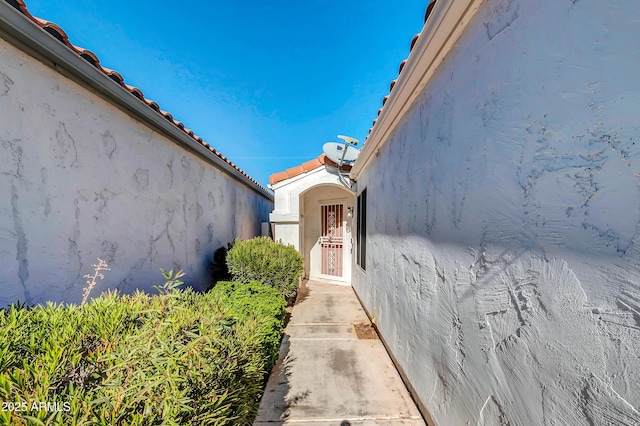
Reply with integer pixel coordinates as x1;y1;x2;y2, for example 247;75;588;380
254;280;426;426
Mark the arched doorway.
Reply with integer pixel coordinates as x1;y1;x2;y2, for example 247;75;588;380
299;184;354;284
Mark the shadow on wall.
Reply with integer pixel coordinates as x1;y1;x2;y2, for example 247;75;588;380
44;241;239;307
207;242;234;290
110;241;231;299
354;231;640;425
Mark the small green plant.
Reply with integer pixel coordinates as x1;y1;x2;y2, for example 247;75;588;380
81;258;110;305
226;237;303;298
155;268;186;294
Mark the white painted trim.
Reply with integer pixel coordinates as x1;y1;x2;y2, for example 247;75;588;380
350;0;485;179
269;166;326;190
268;215;299;223
310;276;351;286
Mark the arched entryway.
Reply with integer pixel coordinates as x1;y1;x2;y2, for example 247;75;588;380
299;184;354;284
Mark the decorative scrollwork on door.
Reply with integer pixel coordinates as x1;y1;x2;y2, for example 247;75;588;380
321;204;343;277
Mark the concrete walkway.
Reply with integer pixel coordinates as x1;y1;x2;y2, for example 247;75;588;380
254;280;426;425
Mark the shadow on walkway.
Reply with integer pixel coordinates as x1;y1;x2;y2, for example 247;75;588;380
254;280;425;425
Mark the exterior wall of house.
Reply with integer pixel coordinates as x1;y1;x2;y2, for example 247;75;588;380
270;166;353;280
272;224;300;250
0;37;272;307
270;172;306;250
352;0;640;424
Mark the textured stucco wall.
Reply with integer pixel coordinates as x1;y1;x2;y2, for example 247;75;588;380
0;37;272;307
352;0;640;424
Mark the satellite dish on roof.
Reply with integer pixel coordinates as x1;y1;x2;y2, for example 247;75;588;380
322;134;360;190
322;142;360;165
323;135;360;165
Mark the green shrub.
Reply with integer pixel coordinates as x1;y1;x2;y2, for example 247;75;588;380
226;237;303;298
208;281;285;370
0;283;285;425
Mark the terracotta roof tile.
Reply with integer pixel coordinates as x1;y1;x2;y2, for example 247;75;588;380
398;59;407;75
366;0;437;143
410;33;420;52
78;49;100;67
301;157;322;172
269;154;352;186
145;100;161;112
425;0;437;23
159;110;173;121
103;68;125;87
125;85;144;100
4;0;268;193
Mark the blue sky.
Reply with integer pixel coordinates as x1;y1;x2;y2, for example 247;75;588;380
23;0;427;188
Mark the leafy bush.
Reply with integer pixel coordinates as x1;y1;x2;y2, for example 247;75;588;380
0;282;285;425
209;281;285;370
226;237;303;298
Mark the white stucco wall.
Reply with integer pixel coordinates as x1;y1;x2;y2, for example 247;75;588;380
270;166;346;221
0;37;272;307
352;0;640;424
270;166;355;280
273;224;300;250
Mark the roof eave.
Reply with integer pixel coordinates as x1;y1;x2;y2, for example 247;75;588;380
350;0;485;180
0;0;273;201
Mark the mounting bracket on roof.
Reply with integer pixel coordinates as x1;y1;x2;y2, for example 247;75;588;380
322;135;360;190
337;135;359;147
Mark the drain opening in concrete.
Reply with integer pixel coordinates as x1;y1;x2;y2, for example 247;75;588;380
353;322;378;339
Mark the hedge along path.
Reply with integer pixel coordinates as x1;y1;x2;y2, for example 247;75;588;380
0;283;285;426
226;237;304;299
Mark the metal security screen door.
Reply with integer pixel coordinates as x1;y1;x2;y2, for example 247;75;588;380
320;204;344;277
